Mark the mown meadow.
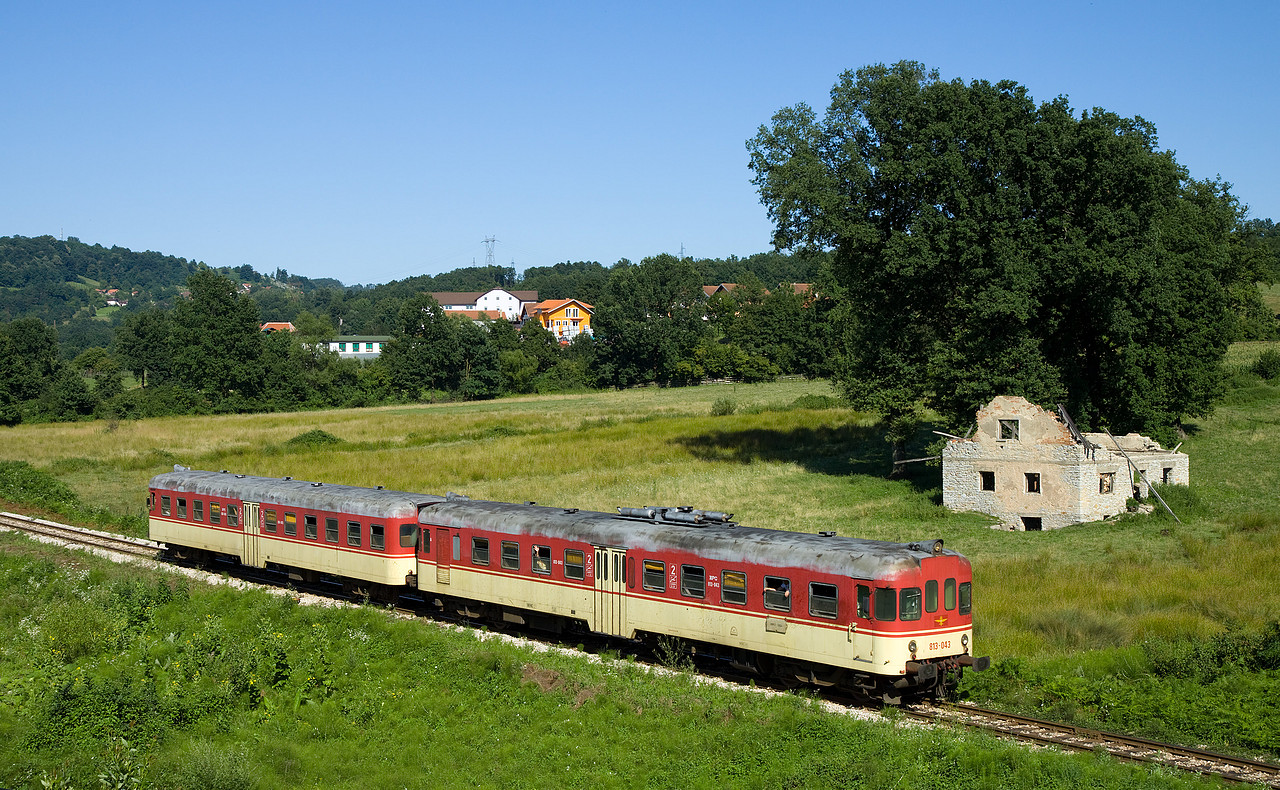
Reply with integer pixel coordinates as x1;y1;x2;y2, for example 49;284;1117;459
2;367;1279;787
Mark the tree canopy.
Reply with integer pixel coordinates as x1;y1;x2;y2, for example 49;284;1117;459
749;61;1271;444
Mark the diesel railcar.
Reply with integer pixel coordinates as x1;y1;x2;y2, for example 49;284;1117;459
149;468;988;701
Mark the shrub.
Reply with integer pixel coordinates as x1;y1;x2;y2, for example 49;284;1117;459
283;429;343;448
710;398;736;417
1251;348;1280;380
172;741;255;790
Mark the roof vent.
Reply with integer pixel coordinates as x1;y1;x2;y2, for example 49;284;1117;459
235;474;246;478
376;485;385;490
663;510;705;526
311;482;323;487
909;539;945;555
525;501;537;505
446;492;470;502
563;508;579;514
818;530;836;537
619;506;657;519
221;469;229;474
283;476;292;481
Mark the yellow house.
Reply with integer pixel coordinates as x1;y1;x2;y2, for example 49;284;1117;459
523;299;593;341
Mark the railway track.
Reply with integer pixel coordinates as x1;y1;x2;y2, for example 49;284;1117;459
4;510;1279;786
904;701;1280;787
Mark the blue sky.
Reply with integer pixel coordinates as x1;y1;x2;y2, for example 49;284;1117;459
4;1;1276;286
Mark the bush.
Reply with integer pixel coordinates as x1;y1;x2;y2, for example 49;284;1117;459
1251;348;1280;380
284;429;343;448
710;398;736;416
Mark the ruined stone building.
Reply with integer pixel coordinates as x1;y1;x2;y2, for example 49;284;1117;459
941;396;1189;530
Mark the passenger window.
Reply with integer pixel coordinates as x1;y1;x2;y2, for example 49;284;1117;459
874;588;896;621
764;576;791;612
420;528;431;554
177;498;187;518
304;515;317;540
285;512;297;537
721;570;747;605
959;582;972;615
564;550;585;581
472;537;489;565
642;560;665;591
161;496;170;516
209;502;221;524
945;578;956;610
925;580;938;613
680;565;705;598
857;584;871;619
400;524;417;548
809;582;838;619
346;521;361;547
370;524;385;551
227;505;239;527
193;500;203;521
900;588;922;621
532;545;551;575
264;510;277;533
452;534;460;561
325;517;339;543
501;541;520;570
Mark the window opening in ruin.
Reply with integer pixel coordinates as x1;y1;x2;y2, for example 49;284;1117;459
1022;516;1043;531
999;419;1020;440
1025;472;1041;493
1163;467;1173;484
979;471;995;491
1099;472;1115;494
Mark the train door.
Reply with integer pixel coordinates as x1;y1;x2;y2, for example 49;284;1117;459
242;502;263;568
593;546;628;638
850;579;875;666
436;527;452;584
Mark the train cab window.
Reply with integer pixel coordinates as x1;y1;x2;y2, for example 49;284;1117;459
325;517;339;543
370;524;385;551
285;513;297;537
304;515;317;540
193;500;203;521
400;524;417;548
809;582;839;619
210;502;221;524
680;565;705;598
564;550;585;581
161;496;171;516
227;506;238;527
177;498;187;519
925;580;938;613
857;584;871;619
264;510;277;533
347;521;361;547
959;582;972;615
874;588;896;621
532;545;551;575
900;587;923;621
472;537;490;565
721;570;747;605
945;578;956;610
764;576;791;612
501;541;520;570
642;560;665;591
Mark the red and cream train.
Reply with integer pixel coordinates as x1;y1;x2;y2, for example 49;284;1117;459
148;467;988;702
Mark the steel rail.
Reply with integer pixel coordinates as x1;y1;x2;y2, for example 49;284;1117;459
0;511;162;559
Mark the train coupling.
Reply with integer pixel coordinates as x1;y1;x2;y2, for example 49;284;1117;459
903;661;938;681
957;654;991;672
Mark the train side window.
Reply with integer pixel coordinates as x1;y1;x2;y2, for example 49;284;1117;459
304;515;317;540
564;549;585;580
809;582;838;619
264;510;277;533
721;570;747;605
945;578;956;610
764;576;791;612
532;545;551;575
325;517;339;543
680;565;705;598
472;537;489;565
453;534;460;561
900;588;923;621
193;500;203;521
227;506;238;527
420;528;431;554
925;580;938;613
370;524;385;551
285;513;297;537
959;582;972;615
857;584;871;619
210;502;221;524
501;541;520;570
874;588;896;621
177;498;187;518
642;560;665;591
400;524;417;548
161;496;171;516
347;521;361;547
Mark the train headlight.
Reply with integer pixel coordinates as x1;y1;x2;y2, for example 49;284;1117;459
908;640;917;655
961;633;969;648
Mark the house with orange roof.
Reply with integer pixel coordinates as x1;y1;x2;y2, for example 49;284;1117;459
260;321;297;333
522;299;593;341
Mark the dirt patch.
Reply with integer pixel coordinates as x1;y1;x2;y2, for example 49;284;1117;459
572;684;604;708
521;664;566;693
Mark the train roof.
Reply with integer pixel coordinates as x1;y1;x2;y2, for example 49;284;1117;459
149;468;443;520
421;498;958;579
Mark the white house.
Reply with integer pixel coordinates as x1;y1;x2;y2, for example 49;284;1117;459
432;289;538;322
324;336;390;360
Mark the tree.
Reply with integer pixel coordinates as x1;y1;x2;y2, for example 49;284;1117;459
114;309;175;387
749;61;1265;455
170;268;265;402
379;294;460;397
2;318;60;402
0;334;22;425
